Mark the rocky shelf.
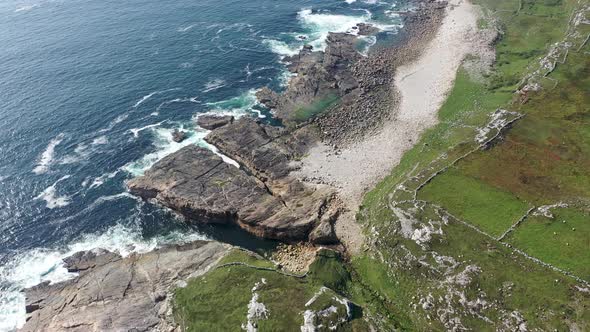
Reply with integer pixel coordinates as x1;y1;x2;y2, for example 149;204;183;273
20;241;230;332
128;118;340;244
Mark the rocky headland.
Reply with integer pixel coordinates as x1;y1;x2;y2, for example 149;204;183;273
20;241;230;331
127;122;340;243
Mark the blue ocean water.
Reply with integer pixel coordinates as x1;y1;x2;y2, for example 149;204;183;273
0;0;405;329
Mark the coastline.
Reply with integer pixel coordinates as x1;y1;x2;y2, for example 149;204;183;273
295;0;486;253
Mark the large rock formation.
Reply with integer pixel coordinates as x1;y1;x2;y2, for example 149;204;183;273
20;241;230;332
128;119;338;241
255;32;363;123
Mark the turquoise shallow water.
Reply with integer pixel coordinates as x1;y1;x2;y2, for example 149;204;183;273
0;0;405;328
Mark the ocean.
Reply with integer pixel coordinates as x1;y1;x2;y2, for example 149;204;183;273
0;0;405;329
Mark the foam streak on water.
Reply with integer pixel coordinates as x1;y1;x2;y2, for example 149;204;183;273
32;133;64;174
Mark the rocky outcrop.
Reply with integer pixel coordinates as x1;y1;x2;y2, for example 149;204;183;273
20;241;230;332
171;129;186;143
196;115;234;130
128;125;338;241
255;32;363;123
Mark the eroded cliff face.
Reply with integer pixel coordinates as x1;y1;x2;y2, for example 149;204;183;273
20;241;230;332
127;118;340;243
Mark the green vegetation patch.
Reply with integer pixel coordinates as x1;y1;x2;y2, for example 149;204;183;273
174;249;365;331
419;167;531;237
353;203;590;331
506;206;590;280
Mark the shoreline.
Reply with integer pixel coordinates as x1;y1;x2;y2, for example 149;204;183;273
295;0;485;253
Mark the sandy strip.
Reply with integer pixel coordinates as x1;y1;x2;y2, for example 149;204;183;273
295;0;482;253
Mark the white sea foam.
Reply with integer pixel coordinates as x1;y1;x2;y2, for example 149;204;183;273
262;39;301;57
0;223;207;330
264;7;401;58
99;113;129;133
204;89;260;117
202;79;227;93
344;0;357;3
156;97;200;112
33;133;65;174
133;88;180;108
88;170;120;189
14;4;39;12
201;142;240;168
34;175;72;209
124;125;208;176
177;24;196;32
91;135;108;145
129;121;166;138
297;8;371;50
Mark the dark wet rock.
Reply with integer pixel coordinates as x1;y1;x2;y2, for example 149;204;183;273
20;241;230;332
171;129;187;143
355;23;380;36
196;115;234;130
254;1;447;144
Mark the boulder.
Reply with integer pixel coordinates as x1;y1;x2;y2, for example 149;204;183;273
356;23;380;36
171;129;187;143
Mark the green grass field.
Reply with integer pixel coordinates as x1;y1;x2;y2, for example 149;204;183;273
355;0;590;329
506;206;590;280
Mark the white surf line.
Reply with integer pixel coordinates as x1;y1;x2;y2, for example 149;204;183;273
156;97;200;112
129;121;167;138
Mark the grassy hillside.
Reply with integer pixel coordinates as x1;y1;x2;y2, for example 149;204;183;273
354;0;590;329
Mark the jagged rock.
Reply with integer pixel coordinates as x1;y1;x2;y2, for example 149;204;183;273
127;142;337;241
171;129;187;143
196;115;234;130
20;241;230;332
355;23;380;36
256;32;362;123
204;117;301;180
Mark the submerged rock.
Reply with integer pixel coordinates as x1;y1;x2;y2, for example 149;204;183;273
355;23;380;36
20;241;230;332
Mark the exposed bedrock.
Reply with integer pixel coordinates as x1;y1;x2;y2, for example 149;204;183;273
255;32;363;124
196;114;234;130
128;118;338;242
20;241;230;332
